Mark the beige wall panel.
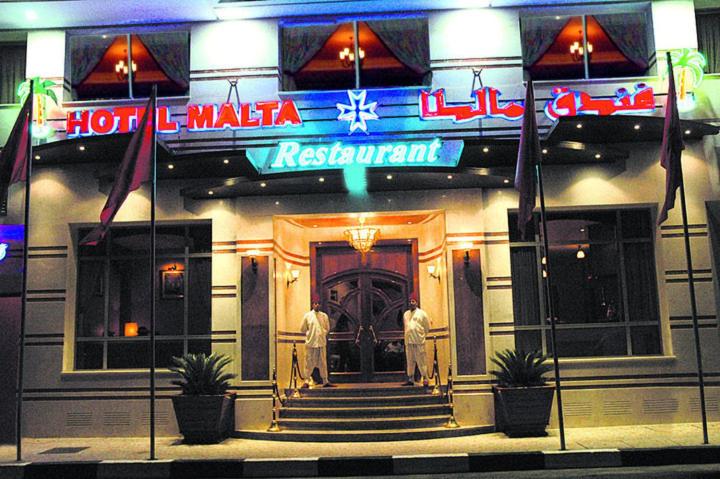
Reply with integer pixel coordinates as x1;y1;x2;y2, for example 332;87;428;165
26;302;66;335
190;20;279;71
235;397;272;430
454;392;494;425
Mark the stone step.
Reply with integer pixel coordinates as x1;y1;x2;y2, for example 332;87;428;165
284;384;434;397
279;404;452;419
277;415;449;431
234;425;495;442
283;394;444;408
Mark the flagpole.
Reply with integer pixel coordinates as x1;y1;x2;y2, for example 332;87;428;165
149;85;158;460
535;156;567;451
679;169;709;444
15;79;34;462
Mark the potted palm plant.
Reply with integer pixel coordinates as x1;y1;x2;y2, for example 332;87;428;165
169;353;236;444
491;349;554;437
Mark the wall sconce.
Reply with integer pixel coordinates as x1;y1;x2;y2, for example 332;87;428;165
427;264;441;281
247;249;260;272
286;268;300;287
576;246;586;260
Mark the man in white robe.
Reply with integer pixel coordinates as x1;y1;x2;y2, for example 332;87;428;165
301;297;335;388
403;296;431;386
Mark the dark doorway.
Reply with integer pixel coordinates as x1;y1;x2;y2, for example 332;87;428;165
312;241;418;382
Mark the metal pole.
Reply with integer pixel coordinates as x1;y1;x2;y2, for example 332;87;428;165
536;157;567;451
127;33;134;99
353;21;360;89
679;177;709;444
581;15;589;79
149;85;158;460
15;79;34;462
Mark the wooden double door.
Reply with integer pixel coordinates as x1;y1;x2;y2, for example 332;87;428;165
312;241;418;382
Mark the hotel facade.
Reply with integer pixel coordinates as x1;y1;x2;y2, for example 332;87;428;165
0;0;719;442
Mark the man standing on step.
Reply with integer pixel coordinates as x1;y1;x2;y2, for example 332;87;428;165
403;296;431;387
301;297;335;388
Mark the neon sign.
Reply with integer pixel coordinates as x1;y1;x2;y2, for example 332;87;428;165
66;100;302;138
0;243;7;262
543;83;654;121
419;83;655;123
336;90;379;134
246;139;463;175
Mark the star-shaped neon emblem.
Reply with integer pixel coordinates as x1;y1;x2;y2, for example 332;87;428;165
336;90;379;135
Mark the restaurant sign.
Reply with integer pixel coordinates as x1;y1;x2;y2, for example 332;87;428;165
246;139;463;175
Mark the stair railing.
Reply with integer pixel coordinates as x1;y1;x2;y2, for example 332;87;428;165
427;336;442;396
288;341;304;398
445;363;460;428
267;367;281;432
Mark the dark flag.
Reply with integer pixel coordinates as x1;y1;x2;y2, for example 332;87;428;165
80;91;156;245
657;52;685;225
0;95;32;216
515;81;540;239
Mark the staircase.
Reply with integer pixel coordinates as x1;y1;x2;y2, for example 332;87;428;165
234;383;493;442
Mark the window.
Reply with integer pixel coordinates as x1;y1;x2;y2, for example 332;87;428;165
281;18;431;91
508;209;661;358
75;223;211;370
696;12;720;73
0;40;26;104
520;11;654;80
67;31;189;100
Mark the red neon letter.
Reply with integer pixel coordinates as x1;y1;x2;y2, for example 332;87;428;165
187;104;215;130
239;103;260;128
275;100;302;126
255;101;279;127
113;107;137;133
157;106;179;133
90;109;116;135
215;103;240;129
66;110;89;137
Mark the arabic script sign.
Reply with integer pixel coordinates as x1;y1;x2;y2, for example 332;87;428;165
246;139;463;175
419;83;655;123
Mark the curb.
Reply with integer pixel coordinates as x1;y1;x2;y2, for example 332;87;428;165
1;446;719;478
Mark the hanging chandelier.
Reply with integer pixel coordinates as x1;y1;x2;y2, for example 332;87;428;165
569;31;593;62
115;58;137;80
339;38;366;68
344;216;379;254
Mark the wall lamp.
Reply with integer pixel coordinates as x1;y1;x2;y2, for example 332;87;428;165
247;249;260;273
286;268;300;287
427;264;441;281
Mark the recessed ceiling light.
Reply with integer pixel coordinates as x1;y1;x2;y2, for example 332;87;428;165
313;224;318;228
208;190;214;195
25;10;38;21
447;175;453;179
580;228;585;232
78;145;86;151
223;159;229;164
319;177;325;182
576;123;583;129
34;155;41;160
407;221;412;224
555;15;561;19
634;124;641;130
275;201;280;205
260;182;267;187
386;174;393;180
167;164;174;169
503;178;510;184
542;148;548;154
482;147;489;153
685;129;691;135
594;153;601;159
102;34;108;39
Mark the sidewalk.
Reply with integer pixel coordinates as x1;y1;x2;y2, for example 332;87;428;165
0;422;718;477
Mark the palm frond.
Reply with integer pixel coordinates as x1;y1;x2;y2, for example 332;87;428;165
170;353;236;395
490;349;551;387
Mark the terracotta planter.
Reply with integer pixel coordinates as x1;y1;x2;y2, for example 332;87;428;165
171;393;236;444
493;385;554;437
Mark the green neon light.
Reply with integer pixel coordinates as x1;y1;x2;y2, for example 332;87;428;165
246;139;463;175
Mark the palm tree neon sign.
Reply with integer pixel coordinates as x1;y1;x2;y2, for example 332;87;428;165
17;77;59;139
